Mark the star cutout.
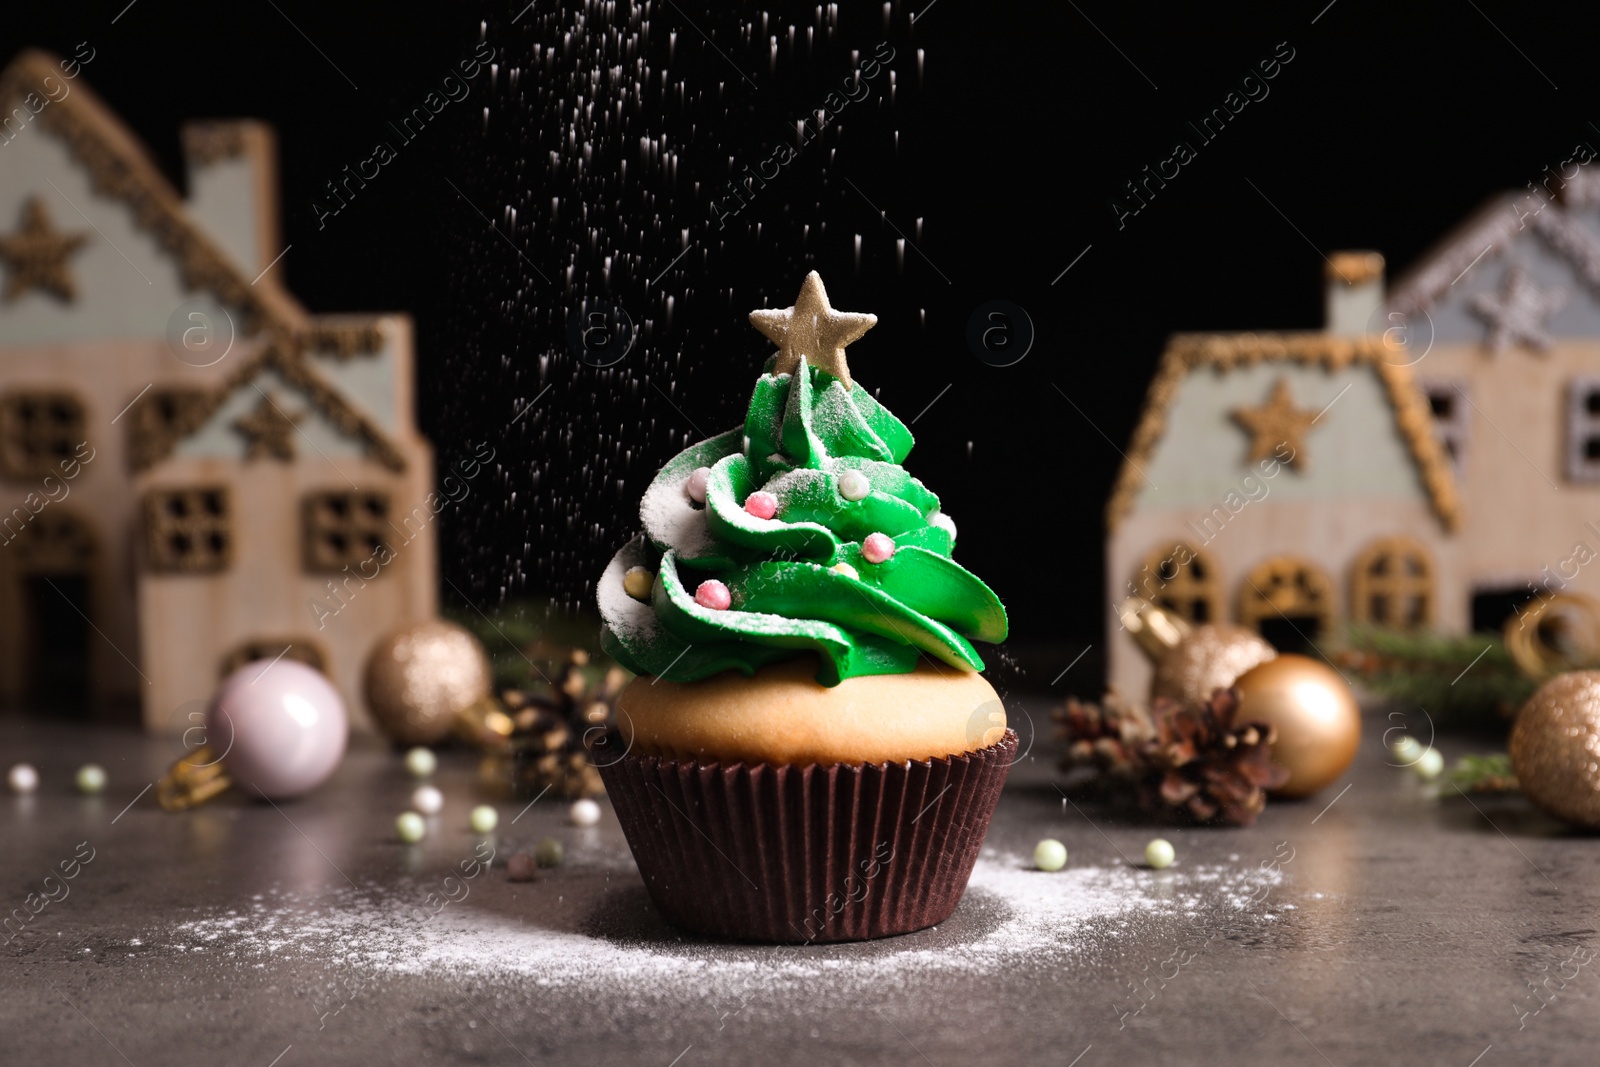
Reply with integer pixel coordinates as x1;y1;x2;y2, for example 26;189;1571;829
0;197;89;302
233;393;302;461
1469;262;1567;353
1231;379;1318;469
748;271;877;389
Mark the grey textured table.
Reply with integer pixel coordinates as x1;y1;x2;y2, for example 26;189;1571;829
2;705;1595;1066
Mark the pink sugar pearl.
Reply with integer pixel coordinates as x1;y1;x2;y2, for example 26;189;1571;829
862;532;896;564
694;579;732;610
744;491;778;520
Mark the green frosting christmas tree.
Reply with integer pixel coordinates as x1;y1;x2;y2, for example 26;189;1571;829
599;273;1007;685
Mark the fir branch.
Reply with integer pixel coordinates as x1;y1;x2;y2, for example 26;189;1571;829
1437;752;1519;796
1337;624;1536;727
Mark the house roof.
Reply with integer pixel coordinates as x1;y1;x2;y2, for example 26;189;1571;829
1106;332;1462;534
1387;188;1600;317
0;49;404;472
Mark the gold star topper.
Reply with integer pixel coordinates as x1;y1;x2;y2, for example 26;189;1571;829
1231;378;1318;469
749;271;877;389
0;197;89;302
233;392;302;461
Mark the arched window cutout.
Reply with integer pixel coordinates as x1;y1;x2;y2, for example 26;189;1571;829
1350;536;1434;629
1132;542;1222;624
1237;556;1338;654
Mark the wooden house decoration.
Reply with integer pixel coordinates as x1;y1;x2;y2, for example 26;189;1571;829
1107;166;1600;698
0;50;437;730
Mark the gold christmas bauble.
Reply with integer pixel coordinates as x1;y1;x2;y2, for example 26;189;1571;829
1150;624;1278;704
1509;670;1600;828
363;619;493;745
1233;654;1361;798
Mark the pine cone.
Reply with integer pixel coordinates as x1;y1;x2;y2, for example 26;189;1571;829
497;648;628;800
1137;688;1289;825
1057;687;1288;827
1055;689;1155;779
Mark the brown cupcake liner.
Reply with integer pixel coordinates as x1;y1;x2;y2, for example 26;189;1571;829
598;730;1017;943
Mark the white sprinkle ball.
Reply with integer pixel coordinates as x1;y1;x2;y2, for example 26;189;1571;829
7;763;39;794
684;466;711;504
569;798;602;826
411;785;444;815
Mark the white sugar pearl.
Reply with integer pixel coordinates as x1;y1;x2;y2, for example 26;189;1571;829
570;798;602;826
929;510;956;539
411;785;444;815
1145;838;1175;869
470;805;499;833
1414;748;1444;780
837;470;870;501
7;763;39;794
831;562;859;581
685;467;711;504
396;811;426;843
404;747;437;779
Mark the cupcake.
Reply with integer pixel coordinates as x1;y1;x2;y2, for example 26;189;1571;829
596;272;1012;942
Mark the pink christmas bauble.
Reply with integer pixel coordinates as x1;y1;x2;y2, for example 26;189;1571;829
208;659;348;800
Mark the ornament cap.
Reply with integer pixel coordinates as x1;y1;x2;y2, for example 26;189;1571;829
1502;591;1600;680
156;745;234;811
453;696;516;749
1119;597;1193;663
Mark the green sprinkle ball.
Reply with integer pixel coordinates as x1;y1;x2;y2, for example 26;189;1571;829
75;764;107;795
1033;838;1068;872
404;747;438;779
1145;838;1176;870
396;811;426;843
534;837;564;868
469;805;499;833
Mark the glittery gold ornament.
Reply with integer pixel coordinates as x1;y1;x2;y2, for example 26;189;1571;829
1233;654;1361;798
1508;670;1600;828
363;620;494;745
1120;598;1277;704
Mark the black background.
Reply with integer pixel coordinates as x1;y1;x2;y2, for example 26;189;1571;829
5;1;1594;694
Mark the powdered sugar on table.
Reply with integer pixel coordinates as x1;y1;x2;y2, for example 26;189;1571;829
142;849;1286;1001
